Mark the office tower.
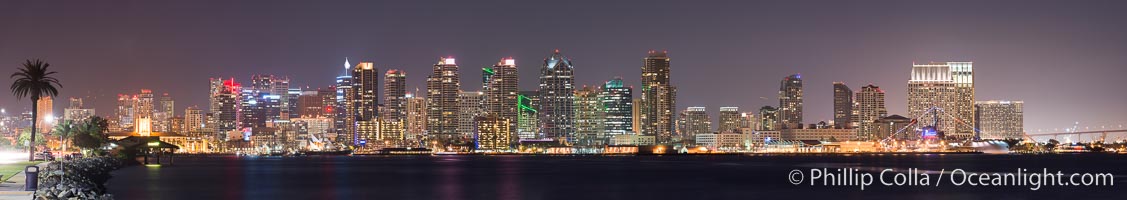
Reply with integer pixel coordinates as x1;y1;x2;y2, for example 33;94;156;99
382;69;407;144
484;58;519;131
758;106;778;131
251;75;291;119
427;57;461;140
36;96;53;133
159;93;174;118
640;50;676;143
539;50;575;142
298;90;325;117
352;62;379;144
239;89;266;128
68;98;82;109
738;112;757;133
287;88;301;119
116;94;136;130
600;77;633;137
213;78;241;138
778;74;803;129
975;100;1024;140
908;62;975;139
832;82;853;129
718;107;740;133
404;91;427;142
185;106;203;134
516;91;539;140
63;97;94;122
155;93;174;132
678;107;710;137
475;115;512;151
855;84;887;140
134;89;154;131
632;98;641;134
457;91;484;138
574;86;605;146
335;58;355;144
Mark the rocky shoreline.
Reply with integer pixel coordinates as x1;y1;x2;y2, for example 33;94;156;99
34;157;127;200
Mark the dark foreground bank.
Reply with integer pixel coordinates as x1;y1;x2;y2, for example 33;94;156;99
106;154;1127;200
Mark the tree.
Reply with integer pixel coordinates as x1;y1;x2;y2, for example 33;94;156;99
52;120;76;151
10;59;62;161
73;116;110;155
17;130;47;148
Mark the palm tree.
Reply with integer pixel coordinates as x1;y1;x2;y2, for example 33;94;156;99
10;59;61;161
53;120;76;151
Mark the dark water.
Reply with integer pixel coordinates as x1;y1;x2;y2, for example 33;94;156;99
105;154;1127;200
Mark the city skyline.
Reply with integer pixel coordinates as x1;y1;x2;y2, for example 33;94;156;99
2;1;1127;133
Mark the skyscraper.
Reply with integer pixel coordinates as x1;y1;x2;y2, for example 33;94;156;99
213;78;240;139
758;106;778;131
251;75;291;120
855;84;887;140
516;91;539;140
474;115;512;151
427;57;461;141
908;62;975;139
574;86;605;146
457;91;483;137
678;107;710;137
36;96;53;134
352;62;379;144
718;107;740;133
155;93;175;132
184;106;204;135
600;77;633;137
484;58;519;132
404;91;427;143
832;82;853;129
778;74;803;129
135;89;154;131
382;69;407;144
538;50;575;143
335;58;354;144
975;100;1024;140
640;50;676;143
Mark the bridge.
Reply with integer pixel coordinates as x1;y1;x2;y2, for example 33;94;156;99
1025;129;1127;143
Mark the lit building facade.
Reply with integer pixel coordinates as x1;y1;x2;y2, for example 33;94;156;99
335;58;355;144
516;91;539;140
484;58;519;132
778;74;803;129
538;50;576;142
832;82;852;129
404;92;427;143
457;91;483;138
908;62;975;139
639;50;676;144
574;86;605;146
975;100;1024;140
678;107;711;138
718;107;740;133
600;77;633;137
475;115;512;151
854;84;887;141
426;57;461;140
758;106;778;131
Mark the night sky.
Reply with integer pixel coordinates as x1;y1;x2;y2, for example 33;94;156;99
2;0;1125;133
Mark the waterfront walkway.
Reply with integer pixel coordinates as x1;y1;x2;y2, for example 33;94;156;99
0;163;48;200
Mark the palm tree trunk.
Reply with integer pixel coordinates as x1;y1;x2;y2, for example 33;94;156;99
29;98;37;161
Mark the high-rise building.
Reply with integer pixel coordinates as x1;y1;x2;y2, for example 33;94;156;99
184;106;204;135
134;89;154;131
975;100;1024;140
538;50;575;142
335;58;355;144
297;90;326;117
352;62;379;144
427;57;461;141
154;93;174;132
213;78;240;138
251;75;291;119
600;77;633;137
632;98;641;134
457;91;483;137
832;82;853;129
855;84;887;140
574;86;604;145
383;69;407;123
640;50;676;143
678;107;710;137
484;58;519;132
36;96;53;133
717;107;740;133
516;91;539;140
63;97;94;122
908;62;975;139
404;91;427;143
778;74;803;129
117;94;136;131
738;112;757;133
758;106;778;131
474;115;512;151
68;97;82;109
